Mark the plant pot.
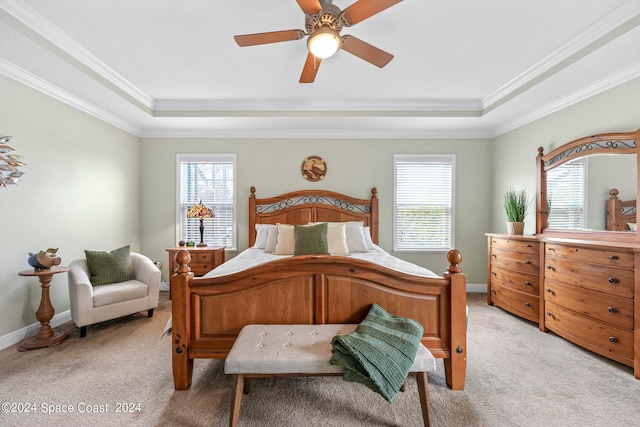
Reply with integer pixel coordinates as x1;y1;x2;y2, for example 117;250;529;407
506;221;524;235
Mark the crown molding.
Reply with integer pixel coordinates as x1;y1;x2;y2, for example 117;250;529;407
482;0;640;112
139;127;494;140
0;0;153;110
491;60;640;137
0;58;141;136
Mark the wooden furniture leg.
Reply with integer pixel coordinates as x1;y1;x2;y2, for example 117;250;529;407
229;374;244;427
417;371;432;427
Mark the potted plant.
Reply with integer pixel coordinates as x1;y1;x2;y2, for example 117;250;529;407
504;186;529;235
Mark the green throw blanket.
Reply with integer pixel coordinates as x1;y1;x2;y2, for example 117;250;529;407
330;304;424;402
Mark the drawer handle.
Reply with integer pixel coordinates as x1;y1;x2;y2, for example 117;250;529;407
526;244;532;248
491;272;497;276
609;337;617;344
608;277;618;284
609;255;618;260
524;302;531;308
547;247;556;252
546;265;554;271
545;288;552;293
524;260;531;265
524;281;531;287
546;311;553;317
492;253;497;258
608;307;617;314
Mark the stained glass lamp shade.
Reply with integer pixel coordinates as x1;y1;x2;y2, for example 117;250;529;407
187;200;214;247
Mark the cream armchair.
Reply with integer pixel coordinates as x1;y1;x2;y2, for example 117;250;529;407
68;252;160;337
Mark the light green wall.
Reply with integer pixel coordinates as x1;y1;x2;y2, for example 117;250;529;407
0;75;141;337
140;138;492;284
490;76;640;234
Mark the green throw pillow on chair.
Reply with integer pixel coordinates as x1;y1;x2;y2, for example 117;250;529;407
85;245;136;286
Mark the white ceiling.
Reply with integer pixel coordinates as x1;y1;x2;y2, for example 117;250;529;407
1;0;639;139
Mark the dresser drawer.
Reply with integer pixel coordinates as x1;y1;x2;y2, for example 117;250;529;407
545;244;633;269
490;267;538;295
491;248;539;275
490;283;539;323
544;257;633;299
490;237;539;255
544;280;633;329
190;252;213;263
544;301;633;365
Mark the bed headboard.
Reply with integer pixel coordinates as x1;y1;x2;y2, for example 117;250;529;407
606;188;637;231
248;187;379;246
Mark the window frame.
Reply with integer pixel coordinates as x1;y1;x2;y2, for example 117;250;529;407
546;157;587;230
393;154;456;253
176;154;237;251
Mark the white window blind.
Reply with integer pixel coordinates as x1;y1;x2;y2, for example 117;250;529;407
546;158;586;229
394;154;455;251
177;154;236;250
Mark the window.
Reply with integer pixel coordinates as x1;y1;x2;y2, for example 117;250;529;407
394;154;455;251
177;154;236;250
546;158;586;229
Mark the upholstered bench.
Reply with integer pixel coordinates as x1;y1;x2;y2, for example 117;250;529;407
224;324;436;427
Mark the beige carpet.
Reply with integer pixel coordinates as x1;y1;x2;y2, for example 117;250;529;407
0;292;638;427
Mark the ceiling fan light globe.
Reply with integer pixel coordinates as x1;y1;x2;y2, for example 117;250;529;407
307;28;341;58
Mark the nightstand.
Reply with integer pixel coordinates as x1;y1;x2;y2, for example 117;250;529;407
166;246;225;298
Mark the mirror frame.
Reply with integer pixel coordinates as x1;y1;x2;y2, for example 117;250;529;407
536;129;640;242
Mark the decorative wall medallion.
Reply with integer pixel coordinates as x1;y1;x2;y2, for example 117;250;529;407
0;136;25;188
301;155;327;182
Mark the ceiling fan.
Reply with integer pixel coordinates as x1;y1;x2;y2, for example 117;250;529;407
234;0;403;83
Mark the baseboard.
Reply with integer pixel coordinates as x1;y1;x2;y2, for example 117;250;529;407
467;283;486;293
0;309;72;351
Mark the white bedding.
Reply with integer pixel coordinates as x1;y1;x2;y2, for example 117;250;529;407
203;245;439;279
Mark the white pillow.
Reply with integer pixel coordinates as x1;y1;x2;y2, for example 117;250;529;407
253;224;275;249
274;224;296;255
363;226;375;249
345;222;369;253
628;222;637;231
264;225;279;253
309;222;350;255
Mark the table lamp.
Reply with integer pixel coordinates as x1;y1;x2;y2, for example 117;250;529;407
187;200;214;247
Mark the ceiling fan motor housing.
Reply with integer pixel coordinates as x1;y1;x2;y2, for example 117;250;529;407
305;3;343;34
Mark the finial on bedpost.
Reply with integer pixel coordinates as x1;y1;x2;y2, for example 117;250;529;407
609;188;619;200
371;187;377;198
175;250;192;274
250;186;256;198
537;147;544;156
446;249;462;274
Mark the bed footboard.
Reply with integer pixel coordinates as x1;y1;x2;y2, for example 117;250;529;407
171;250;467;390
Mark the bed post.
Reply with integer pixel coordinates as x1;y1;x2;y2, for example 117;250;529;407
444;249;466;390
248;186;257;247
172;250;194;390
370;188;379;245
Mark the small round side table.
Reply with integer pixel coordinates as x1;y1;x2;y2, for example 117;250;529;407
18;266;70;351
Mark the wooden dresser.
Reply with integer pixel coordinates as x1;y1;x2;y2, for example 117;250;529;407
486;234;541;323
542;240;635;368
166;246;225;298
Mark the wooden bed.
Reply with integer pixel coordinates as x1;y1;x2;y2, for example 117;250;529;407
606;188;637;231
170;187;467;391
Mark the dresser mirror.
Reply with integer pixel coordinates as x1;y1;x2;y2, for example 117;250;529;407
536;129;639;238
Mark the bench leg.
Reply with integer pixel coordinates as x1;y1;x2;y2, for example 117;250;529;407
416;372;432;427
229;374;244;427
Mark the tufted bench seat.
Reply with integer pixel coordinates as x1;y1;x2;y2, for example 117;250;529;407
224;324;436;427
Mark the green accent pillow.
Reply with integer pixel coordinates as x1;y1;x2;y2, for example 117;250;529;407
293;223;329;256
85;245;136;286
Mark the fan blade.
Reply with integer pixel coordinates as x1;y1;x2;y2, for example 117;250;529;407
234;30;306;47
342;0;403;26
341;35;393;68
300;53;321;83
296;0;322;15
